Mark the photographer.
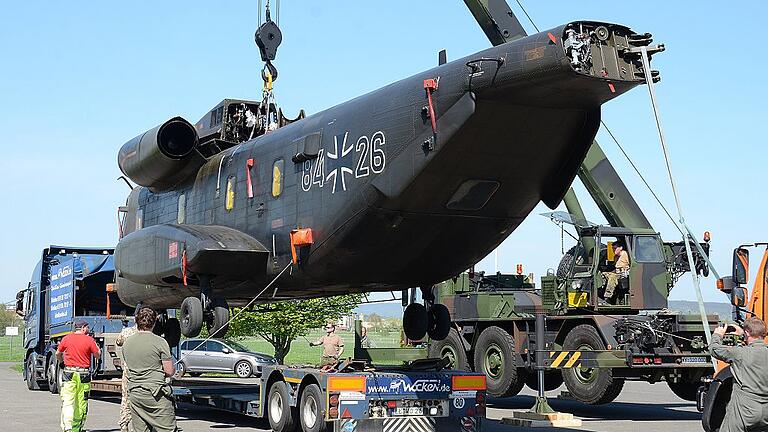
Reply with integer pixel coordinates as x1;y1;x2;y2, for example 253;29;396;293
710;317;768;432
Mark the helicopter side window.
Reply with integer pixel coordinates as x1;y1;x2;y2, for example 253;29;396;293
272;160;284;198
225;177;236;211
177;193;186;223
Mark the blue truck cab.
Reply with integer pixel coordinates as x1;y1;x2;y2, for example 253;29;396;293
15;246;133;393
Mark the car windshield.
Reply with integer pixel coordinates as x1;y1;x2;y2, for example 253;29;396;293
225;340;251;352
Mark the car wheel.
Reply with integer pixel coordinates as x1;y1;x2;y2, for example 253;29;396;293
562;324;624;405
175;362;186;379
300;383;327;432
268;381;297;432
428;328;468;370
235;360;253;378
473;326;521;397
47;356;59;394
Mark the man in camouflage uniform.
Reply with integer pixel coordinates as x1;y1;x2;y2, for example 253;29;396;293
116;320;138;432
710;317;768;432
602;242;629;303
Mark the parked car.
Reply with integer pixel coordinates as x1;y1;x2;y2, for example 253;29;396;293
177;339;277;378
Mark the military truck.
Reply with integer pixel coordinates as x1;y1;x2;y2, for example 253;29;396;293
15;246;134;393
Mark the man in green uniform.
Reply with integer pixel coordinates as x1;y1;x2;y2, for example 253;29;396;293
56;320;100;432
710;317;768;432
116;319;138;432
309;323;345;366
122;308;177;432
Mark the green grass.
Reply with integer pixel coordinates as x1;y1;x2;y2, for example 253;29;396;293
9;363;23;373
0;336;25;362
210;329;403;366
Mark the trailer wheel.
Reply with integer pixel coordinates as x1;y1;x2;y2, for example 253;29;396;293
299;383;327;432
403;303;427;341
208;298;230;338
473;326;521;397
47;356;60;394
526;370;564;392
667;380;701;402
164;317;181;348
429;328;468;370
562;324;624;405
267;381;297;432
180;297;203;338
25;353;41;391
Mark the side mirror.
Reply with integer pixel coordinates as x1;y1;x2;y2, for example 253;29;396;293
733;248;749;285
222;348;232;354
731;286;747;308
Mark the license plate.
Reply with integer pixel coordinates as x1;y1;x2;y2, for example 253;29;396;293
681;356;707;364
393;407;424;416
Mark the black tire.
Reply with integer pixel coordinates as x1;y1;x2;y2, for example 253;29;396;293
667;380;700;402
267;381;297;432
47;356;60;394
429;328;469;370
562;324;624;405
473;326;521;397
164;317;181;348
189;372;203;377
403;303;427;342
25;354;41;391
526;370;564;392
180;297;204;337
235;360;253;378
299;384;327;432
427;304;451;341
208;298;230;338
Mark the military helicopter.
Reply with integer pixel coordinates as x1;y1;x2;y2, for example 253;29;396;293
113;2;663;344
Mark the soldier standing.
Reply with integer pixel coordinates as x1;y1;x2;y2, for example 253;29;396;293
309;323;345;366
116;319;138;432
122;308;178;432
710;317;768;432
56;320;100;432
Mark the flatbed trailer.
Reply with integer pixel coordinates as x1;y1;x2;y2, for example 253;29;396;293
93;360;487;432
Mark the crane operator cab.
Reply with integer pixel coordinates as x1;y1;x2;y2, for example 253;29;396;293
542;212;710;314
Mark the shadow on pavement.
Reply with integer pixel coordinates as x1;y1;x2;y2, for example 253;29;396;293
176;403;270;430
489;395;701;421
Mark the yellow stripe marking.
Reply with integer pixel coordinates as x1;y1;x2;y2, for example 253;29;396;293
285;377;302;383
551;351;570;368
564;351;582;368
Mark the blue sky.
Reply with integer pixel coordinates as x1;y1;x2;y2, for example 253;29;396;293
0;1;765;305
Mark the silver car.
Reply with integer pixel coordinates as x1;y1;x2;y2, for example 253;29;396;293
178;339;277;378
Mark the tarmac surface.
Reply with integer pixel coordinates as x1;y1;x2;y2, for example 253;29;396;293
0;363;703;431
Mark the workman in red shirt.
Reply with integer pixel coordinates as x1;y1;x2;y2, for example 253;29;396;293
56;320;100;432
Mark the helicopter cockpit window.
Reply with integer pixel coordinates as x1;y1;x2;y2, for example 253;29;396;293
634;235;663;263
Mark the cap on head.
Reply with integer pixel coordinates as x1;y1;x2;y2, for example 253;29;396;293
75;320;89;329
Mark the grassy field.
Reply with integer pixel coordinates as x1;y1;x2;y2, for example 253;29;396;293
0;336;25;362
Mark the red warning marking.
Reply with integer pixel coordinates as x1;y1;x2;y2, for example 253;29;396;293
608;82;616;93
341;408;352;419
547;32;557;43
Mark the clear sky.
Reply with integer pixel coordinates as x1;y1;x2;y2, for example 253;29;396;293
1;1;765;305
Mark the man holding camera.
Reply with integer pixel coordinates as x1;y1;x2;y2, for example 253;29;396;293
710;317;768;432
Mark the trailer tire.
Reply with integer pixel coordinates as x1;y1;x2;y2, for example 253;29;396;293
47;356;60;394
667;380;701;402
25;353;41;391
562;324;624;405
473;326;521;397
267;381;297;432
429;328;469;370
180;297;203;338
299;383;327;432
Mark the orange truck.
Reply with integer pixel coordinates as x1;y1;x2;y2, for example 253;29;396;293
700;243;768;432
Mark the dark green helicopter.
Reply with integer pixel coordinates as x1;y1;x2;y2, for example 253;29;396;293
113;4;663;344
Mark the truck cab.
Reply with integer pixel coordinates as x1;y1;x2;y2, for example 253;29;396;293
17;246;133;393
544;212;709;314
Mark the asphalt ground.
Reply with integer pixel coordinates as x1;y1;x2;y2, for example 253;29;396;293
0;363;702;432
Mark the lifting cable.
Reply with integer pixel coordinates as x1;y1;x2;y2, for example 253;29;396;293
173;262;292;367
